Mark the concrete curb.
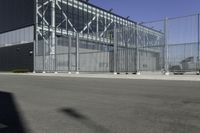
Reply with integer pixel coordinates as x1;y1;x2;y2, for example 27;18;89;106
0;72;199;81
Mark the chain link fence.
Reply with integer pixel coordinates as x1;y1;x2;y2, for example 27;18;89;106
143;14;200;74
35;0;200;75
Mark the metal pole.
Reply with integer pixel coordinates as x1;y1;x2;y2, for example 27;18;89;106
55;36;57;73
76;33;79;74
34;0;38;73
68;36;71;74
43;36;45;73
42;0;46;73
197;14;200;74
96;14;99;39
125;41;128;74
136;23;140;75
164;17;169;75
125;22;128;74
51;0;56;73
113;23;117;74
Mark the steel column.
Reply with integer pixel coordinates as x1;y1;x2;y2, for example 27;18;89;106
164;17;169;75
34;0;39;73
42;0;46;73
198;14;200;74
51;0;56;72
113;23;117;74
76;33;79;73
136;23;140;74
125;22;128;73
68;36;71;73
96;14;99;38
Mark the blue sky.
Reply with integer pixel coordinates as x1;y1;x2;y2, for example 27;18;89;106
89;0;200;22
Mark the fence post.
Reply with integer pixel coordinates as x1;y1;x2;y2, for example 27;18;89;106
76;33;79;74
68;36;71;74
164;17;169;75
34;0;38;73
54;35;57;74
43;38;45;73
51;0;57;73
197;14;200;75
136;23;140;75
41;0;46;74
113;23;117;74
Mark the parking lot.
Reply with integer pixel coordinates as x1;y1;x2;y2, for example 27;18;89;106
0;74;200;133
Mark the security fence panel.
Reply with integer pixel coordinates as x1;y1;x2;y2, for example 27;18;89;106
167;15;199;74
139;21;165;72
142;14;200;74
126;23;137;72
79;40;113;72
55;36;69;72
116;22;137;73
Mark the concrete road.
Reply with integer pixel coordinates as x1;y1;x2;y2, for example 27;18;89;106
0;74;200;133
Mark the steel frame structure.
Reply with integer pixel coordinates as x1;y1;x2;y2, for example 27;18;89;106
35;0;164;73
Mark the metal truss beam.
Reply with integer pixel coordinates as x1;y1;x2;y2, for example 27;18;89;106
37;0;163;37
56;1;77;32
37;0;50;26
38;0;52;10
37;30;49;44
56;19;66;28
80;16;96;34
37;26;112;43
37;0;163;44
37;11;49;26
100;20;113;37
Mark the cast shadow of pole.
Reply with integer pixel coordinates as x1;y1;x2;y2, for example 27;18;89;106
59;108;112;133
0;91;27;133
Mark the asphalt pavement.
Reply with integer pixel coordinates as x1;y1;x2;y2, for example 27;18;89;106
0;74;200;133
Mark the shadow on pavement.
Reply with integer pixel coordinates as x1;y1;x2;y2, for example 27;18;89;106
0;91;27;133
60;108;112;133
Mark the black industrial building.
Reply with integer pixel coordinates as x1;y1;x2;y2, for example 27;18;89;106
0;0;34;71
